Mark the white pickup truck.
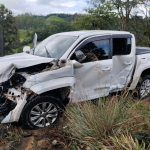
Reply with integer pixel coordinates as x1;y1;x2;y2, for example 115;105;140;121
0;30;150;129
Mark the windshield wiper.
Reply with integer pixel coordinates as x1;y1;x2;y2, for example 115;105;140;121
44;46;51;58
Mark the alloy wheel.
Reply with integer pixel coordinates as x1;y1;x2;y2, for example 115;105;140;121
140;79;150;98
29;102;58;127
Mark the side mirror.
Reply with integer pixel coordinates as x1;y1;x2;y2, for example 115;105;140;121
23;46;30;53
75;50;86;62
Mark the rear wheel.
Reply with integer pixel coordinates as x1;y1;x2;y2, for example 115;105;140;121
139;75;150;99
21;96;64;129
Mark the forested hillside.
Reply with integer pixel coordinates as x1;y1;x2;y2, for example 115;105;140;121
16;12;150;54
15;13;78;53
15;13;78;30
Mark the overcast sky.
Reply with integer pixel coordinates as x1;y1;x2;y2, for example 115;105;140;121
0;0;87;16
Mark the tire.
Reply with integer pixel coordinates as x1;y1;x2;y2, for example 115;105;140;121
21;95;64;129
139;75;150;99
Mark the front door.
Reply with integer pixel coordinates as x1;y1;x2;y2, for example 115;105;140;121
70;36;112;101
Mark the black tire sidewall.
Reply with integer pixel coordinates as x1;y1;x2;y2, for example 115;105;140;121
21;96;64;129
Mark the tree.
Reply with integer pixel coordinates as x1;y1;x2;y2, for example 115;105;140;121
129;1;150;46
15;13;45;30
31;18;74;42
72;0;118;30
112;0;144;31
0;4;20;56
0;27;4;56
73;0;148;32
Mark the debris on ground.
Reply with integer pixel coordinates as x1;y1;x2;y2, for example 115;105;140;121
0;129;9;137
0;124;73;150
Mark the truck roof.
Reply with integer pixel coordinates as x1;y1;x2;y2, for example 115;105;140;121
57;30;131;37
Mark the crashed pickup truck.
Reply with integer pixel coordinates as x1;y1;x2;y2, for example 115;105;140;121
0;30;150;129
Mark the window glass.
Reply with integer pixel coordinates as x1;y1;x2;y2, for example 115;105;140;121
31;35;78;58
75;39;110;63
113;38;131;56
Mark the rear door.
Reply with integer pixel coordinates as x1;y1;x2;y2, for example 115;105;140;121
110;34;136;92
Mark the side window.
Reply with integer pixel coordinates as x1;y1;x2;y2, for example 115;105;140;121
71;39;110;63
113;38;131;56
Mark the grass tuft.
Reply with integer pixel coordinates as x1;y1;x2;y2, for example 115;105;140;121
64;92;150;149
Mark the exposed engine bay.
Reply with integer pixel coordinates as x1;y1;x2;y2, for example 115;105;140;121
0;56;73;124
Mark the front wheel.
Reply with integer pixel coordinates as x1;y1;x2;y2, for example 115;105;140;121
139;75;150;99
21;96;64;129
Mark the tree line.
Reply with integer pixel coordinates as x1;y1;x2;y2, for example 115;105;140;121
0;4;19;56
15;13;79;30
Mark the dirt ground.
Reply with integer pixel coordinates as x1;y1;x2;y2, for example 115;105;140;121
141;97;150;106
0;119;73;150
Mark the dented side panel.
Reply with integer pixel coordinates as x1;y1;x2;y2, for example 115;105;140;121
23;65;74;89
110;34;136;92
30;77;75;94
72;59;112;101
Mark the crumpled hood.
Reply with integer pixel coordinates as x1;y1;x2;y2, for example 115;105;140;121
0;52;54;83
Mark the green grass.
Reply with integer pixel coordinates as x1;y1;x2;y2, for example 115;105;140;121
19;29;33;42
17;29;40;53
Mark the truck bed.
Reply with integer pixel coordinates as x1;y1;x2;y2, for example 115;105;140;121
136;47;150;55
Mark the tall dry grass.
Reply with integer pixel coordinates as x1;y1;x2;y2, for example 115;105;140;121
64;92;150;149
110;133;150;150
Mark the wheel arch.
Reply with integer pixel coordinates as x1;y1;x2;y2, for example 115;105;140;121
141;68;150;77
129;63;150;90
40;86;70;105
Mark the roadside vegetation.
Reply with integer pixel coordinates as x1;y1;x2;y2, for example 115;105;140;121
64;91;150;149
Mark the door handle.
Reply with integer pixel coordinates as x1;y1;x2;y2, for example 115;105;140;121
103;67;111;71
124;61;132;65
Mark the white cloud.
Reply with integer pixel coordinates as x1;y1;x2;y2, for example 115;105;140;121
11;9;22;14
131;3;150;17
0;0;86;16
61;1;77;8
26;0;37;2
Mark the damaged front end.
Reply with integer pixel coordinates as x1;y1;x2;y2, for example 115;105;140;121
0;53;74;125
0;75;28;123
0;62;51;123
